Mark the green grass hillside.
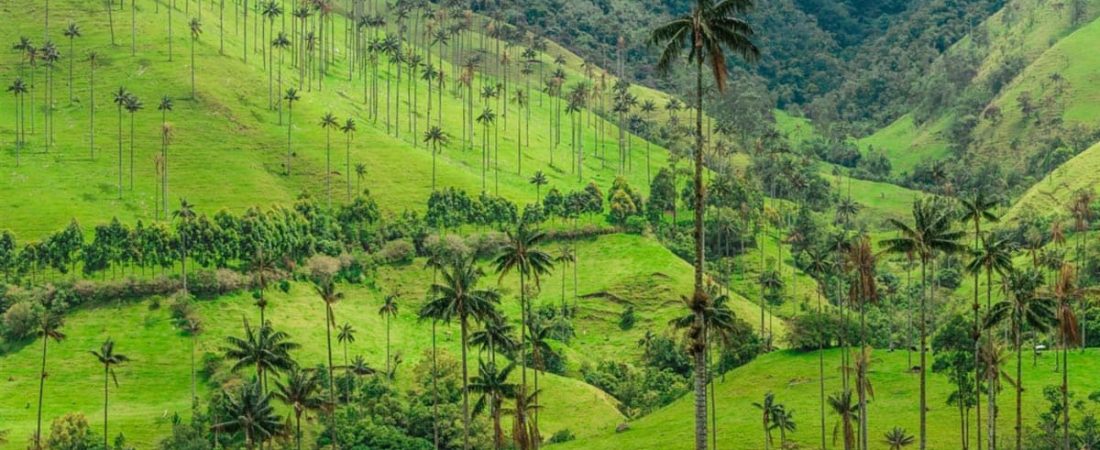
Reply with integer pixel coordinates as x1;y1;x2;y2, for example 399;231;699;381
556;348;1100;450
0;233;786;448
0;0;668;240
1005;139;1100;222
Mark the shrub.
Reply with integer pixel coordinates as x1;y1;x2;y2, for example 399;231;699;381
466;232;508;259
2;301;37;340
548;429;576;444
619;305;636;330
378;239;415;265
47;412;98;450
307;254;343;280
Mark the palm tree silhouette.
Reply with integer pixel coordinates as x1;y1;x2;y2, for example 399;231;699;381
283;88;300;175
62;22;80;104
881;198;965;449
340;118;357;201
189;18;203;99
91;338;130;450
354;163;367;194
249;248;275;324
319;112;339;205
494;225;554;405
274;368;321;450
528;170;547;202
987;268;1055;450
377;292;399;377
272;32;291;123
157;96;174;219
124;94;144;191
33;310;65;450
476;107;496;192
6;78;28;164
180;317;202;405
173;199;197;292
313;279;343;448
213;381;283;450
420;256;501;450
423;126;449;191
884;427;915;449
223;319;299;394
336;322;356;379
828;389;859;450
470;361;517;450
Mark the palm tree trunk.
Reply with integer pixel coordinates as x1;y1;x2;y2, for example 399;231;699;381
35;338;49;450
920;258;928;450
324;305;338;450
104;364;110;450
461;317;471;450
1015;316;1022;450
692;47;709;450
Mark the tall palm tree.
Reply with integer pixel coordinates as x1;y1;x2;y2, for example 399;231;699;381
181;317;203;405
847;235;878;450
283;88;299;175
526;315;568;437
88;52;98;159
6;78;27;164
355;163;367;194
980;338;1016;449
113;87;130;198
806;246;834;449
40;41;59;153
1047;263;1084;450
881;198;966;449
336;322;356;379
213;381;283;450
63;22;81;104
173;199;197;292
313;279;343;448
986;268;1055;450
420;257;502;450
476;107;496;192
554;245;574;315
91;338;130;450
340;118;357;202
961;192;1000;448
273;32;291;123
34;310;65;450
157;96;174;219
650;3;759;446
529;170;548;201
320;112;339;206
424;126;449;191
494;225;554;397
274;368;321;450
753;392;780;449
829;389;859;450
377;292;399;377
470;361;517;450
190;18;203;98
124;94;144;190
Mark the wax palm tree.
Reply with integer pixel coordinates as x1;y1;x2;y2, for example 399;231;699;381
91;338;130;450
190;18;203;99
340;118;357;202
213;381;283;450
420;256;502;450
33;309;65;450
223;320;299;393
319;112;339;205
986;268;1055;450
772;403;796;447
1048;263;1085;449
173;199;197;292
7;78;27;164
424;126;449;191
469;313;518;366
980;338;1017;448
249;248;275;324
181;317;203;405
274;368;322;450
885;427;915;449
846;234;878;449
157;96;174;218
829;389;859;450
529;170;548;201
105;1;116;45
753;392;780;449
336;322;356;378
272;33;291;123
805;246;834;449
355;163;367;193
961;192;1000;442
88;52;98;159
527;315;568;435
40;41;59;153
494;225;554;396
881;198;966;449
313;279;343;447
650;3;759;445
554;245;574;314
112;87;130;198
283;88;299;175
63;22;80;103
378;292;399;377
476;107;496;192
470;361;517;450
124;94;143;190
671;285;737;448
504;385;542;450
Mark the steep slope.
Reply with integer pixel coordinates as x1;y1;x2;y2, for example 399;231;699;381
1005;139;1100;222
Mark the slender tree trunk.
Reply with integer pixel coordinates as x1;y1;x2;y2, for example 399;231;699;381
692;55;708;450
920;258;928;450
35;338;49;450
103;364;110;450
461;317;471;450
1015;315;1022;450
